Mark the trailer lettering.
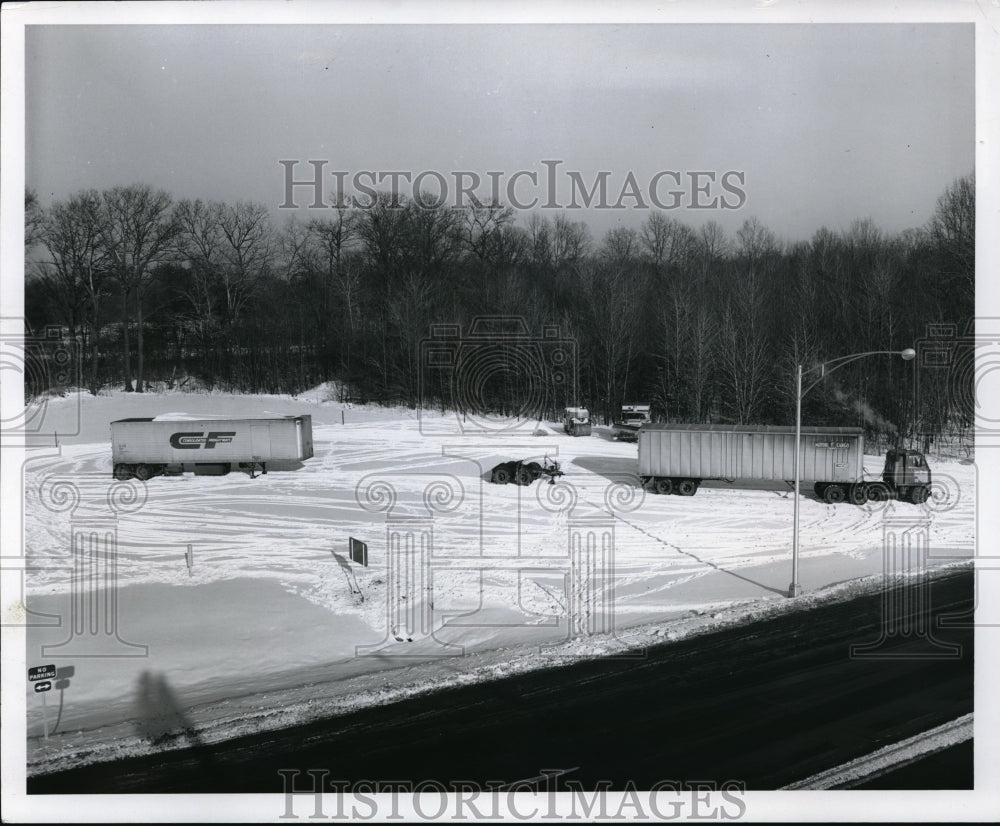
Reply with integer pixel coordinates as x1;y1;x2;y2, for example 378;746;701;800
169;431;237;450
205;431;235;449
170;432;205;449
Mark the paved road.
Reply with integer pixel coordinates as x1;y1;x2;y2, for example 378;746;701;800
28;569;973;794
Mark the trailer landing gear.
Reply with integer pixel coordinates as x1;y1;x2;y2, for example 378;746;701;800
238;462;267;479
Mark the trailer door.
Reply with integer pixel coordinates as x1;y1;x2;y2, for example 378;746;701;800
832;442;850;481
251;424;270;462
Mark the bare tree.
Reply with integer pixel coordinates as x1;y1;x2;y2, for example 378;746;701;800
217;201;273;326
306;207;360;364
525;213;553;271
576;260;641;423
40;190;109;393
25;189;45;250
551;213;591;270
928;174;974;303
462;201;515;268
640;213;697;273
100;184;180;391
600;227;640;264
718;268;773;424
175;199;224;347
654;279;716;422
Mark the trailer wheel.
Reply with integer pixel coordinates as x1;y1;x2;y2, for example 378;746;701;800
823;484;846;504
492;467;511;485
848;484;867;506
515;467;534;486
654;478;673;495
677;479;698;496
909;485;929;505
134;463;152;481
113;464;133;480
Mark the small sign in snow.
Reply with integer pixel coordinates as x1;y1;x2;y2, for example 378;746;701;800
350;537;369;567
28;665;56;681
33;681;52;693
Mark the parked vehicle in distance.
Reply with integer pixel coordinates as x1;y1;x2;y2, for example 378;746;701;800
637;423;930;504
110;415;313;480
490;457;565;486
563;407;592;436
612;404;651;441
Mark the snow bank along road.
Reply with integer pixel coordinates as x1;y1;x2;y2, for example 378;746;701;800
27;569;974;793
20;393;975;775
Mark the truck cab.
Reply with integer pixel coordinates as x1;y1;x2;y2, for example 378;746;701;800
881;448;931;504
621;405;651;427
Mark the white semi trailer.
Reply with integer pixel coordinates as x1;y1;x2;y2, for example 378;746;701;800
637;423;930;504
110;415;314;480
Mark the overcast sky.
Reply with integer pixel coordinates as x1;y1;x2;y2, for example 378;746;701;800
25;23;973;243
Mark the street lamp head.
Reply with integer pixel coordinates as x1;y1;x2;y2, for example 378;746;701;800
900;348;916;361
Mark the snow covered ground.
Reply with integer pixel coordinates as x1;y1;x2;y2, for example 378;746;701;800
15;388;976;775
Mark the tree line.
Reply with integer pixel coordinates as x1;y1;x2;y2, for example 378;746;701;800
25;176;974;448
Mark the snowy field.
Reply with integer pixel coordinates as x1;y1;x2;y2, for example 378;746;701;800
17;388;976;775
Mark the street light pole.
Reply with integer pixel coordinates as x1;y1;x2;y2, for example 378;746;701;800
789;363;803;597
787;348;916;599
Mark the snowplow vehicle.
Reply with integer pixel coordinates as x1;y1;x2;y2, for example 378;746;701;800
490;458;565;486
612;404;651;441
563;407;592;437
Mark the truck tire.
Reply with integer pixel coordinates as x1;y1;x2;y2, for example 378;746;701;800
134;463;152;481
113;464;133;481
515;467;533;486
867;482;890;502
909;485;929;505
823;484;846;504
654;478;673;495
677;479;698;496
493;467;511;485
848;484;867;506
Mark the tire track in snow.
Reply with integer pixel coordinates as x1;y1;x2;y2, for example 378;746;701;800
580;493;788;597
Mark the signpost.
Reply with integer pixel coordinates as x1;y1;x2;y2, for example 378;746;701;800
29;665;56;741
